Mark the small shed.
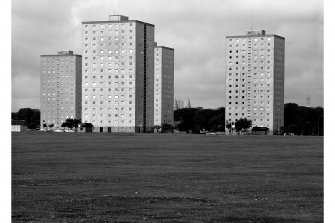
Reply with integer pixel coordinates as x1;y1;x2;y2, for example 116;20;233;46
251;127;269;135
76;123;93;133
11;120;27;132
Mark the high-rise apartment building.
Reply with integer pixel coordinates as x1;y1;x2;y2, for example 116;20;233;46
81;15;155;132
225;30;285;134
40;51;82;129
154;45;174;126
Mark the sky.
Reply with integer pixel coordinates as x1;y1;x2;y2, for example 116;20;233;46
11;0;324;112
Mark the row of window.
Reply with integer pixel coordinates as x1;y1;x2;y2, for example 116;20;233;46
228;49;272;54
228;66;272;70
227;72;272;77
84;120;134;125
84;23;133;29
85;74;133;78
82;88;134;93
229;112;271;118
228;101;271;105
228;37;272;42
84;61;134;67
84;94;133;99
227;106;271;110
83;81;133;86
228;43;271;48
228;89;271;93
228;60;272;65
82;107;132;112
84;69;135;75
42;97;74;101
42;70;75;74
84;114;133;118
228;83;272;87
84;55;133;61
84;42;135;48
228;54;271;59
83;48;135;54
42;57;75;61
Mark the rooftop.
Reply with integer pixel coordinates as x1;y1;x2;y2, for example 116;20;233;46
82;15;154;27
226;30;285;40
41;50;82;57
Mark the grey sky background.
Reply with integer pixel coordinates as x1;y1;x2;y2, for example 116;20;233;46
11;0;324;112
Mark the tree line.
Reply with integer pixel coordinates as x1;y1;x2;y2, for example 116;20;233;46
174;107;225;132
282;103;323;136
11;108;40;129
12;103;323;135
174;104;323;135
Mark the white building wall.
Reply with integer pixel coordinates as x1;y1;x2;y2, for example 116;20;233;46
81;16;155;132
40;52;82;129
225;30;285;134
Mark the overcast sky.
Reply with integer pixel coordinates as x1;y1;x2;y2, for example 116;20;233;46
11;0;324;112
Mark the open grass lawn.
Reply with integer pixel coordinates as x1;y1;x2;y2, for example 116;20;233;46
12;132;323;222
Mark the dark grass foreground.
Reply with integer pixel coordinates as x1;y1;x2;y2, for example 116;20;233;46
12;132;323;222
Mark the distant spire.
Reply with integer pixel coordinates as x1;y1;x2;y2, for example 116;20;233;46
187;98;191;108
175;98;179;110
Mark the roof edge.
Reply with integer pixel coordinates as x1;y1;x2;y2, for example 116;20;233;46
226;34;285;40
82;20;154;27
40;54;82;57
155;46;174;51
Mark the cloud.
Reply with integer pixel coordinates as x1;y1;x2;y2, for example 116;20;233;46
11;0;323;111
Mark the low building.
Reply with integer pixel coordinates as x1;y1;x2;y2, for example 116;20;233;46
76;123;93;133
251;127;269;135
11;120;27;132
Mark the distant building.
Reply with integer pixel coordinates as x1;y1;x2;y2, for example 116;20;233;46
154;45;174;126
40;51;82;129
76;123;93;133
225;30;285;134
81;15;155;132
306;95;311;107
174;99;184;110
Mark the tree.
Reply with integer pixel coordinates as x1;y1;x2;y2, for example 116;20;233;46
48;124;54;131
174;107;225;132
283;103;323;135
12;108;40;129
235;118;252;135
61;119;81;130
161;123;174;133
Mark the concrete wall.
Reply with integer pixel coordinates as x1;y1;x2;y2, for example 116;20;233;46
225;32;285;134
40;53;82;129
154;47;174;126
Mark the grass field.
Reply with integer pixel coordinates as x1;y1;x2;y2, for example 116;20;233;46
12;132;323;222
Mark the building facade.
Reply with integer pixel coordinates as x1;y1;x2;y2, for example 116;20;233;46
40;51;82;129
154;45;174;127
225;30;285;134
81;15;155;132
